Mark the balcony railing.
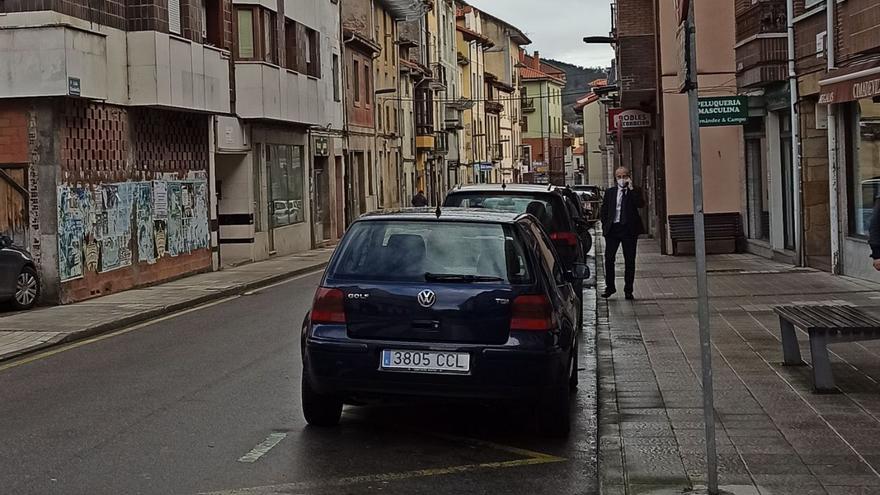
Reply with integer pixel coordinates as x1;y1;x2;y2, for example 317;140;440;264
735;36;788;88
485;101;504;114
735;0;786;41
521;97;535;113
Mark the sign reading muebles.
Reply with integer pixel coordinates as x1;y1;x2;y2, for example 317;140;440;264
698;97;748;127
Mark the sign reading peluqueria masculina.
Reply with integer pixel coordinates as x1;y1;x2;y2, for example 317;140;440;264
698;97;748;127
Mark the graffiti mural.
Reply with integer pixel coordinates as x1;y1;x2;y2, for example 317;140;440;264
57;180;209;281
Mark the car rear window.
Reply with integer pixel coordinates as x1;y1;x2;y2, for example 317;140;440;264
328;221;532;283
443;193;568;233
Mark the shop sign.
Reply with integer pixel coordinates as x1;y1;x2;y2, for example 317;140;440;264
608;109;652;131
314;137;329;156
479;162;493;171
698;96;748;127
820;75;880;104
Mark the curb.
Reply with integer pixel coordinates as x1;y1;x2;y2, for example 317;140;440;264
0;261;330;363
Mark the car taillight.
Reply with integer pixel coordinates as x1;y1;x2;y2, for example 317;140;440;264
510;295;554;331
311;287;346;324
550;231;578;247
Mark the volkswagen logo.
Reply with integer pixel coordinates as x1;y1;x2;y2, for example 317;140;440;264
417;289;436;308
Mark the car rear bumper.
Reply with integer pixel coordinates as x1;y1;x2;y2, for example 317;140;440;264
304;338;569;402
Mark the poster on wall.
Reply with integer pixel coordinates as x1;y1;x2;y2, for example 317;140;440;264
57;179;210;281
136;183;155;263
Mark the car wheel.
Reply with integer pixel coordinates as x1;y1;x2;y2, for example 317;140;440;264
301;371;342;427
582;235;593;256
538;384;571;438
569;338;579;392
12;266;39;311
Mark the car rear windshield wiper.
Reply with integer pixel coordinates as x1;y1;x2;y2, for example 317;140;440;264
424;273;504;282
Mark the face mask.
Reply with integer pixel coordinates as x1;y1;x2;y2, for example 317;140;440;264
617;178;628;188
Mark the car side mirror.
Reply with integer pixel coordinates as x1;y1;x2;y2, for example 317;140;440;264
567;263;590;281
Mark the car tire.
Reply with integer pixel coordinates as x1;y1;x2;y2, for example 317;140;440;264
582;235;593;256
301;371;343;427
538;384;571;438
11;266;39;311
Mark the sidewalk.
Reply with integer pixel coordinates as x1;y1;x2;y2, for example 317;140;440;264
0;248;334;361
597;239;880;495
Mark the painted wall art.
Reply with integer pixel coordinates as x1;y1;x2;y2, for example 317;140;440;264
57;180;209;282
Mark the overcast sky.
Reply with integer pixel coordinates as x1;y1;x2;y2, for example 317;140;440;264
467;0;613;69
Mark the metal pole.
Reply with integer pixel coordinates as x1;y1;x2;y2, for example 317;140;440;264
786;0;804;267
684;1;718;493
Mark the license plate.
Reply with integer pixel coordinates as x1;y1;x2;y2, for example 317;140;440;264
380;349;470;374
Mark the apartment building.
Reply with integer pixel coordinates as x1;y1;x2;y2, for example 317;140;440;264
520;51;566;185
481;10;531;184
455;3;491;183
0;0;232;302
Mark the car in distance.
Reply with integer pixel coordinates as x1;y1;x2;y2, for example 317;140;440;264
300;208;588;437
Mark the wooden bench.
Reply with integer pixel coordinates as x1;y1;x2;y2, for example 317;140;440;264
774;304;880;392
668;213;744;256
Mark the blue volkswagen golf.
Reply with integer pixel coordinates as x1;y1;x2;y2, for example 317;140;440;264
300;208;588;437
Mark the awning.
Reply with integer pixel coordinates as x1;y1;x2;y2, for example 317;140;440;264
818;62;880;104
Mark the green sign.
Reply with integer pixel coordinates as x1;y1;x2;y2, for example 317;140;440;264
698;96;748;127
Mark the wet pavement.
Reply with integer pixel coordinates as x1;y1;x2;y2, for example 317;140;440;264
598;239;880;495
0;268;599;495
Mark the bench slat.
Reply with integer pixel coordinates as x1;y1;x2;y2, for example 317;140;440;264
774;304;880;331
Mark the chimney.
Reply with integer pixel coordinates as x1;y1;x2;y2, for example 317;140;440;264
532;51;541;69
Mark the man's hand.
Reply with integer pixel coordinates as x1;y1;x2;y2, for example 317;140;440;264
627;179;634;191
873;259;880;271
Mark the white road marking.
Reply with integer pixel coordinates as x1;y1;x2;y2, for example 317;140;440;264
237;433;288;463
242;269;324;296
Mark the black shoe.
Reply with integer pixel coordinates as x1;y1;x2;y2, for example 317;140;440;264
625;293;635;300
601;290;616;299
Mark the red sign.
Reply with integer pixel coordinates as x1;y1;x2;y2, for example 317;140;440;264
608;108;652;131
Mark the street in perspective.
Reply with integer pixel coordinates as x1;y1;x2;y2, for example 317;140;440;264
5;0;880;494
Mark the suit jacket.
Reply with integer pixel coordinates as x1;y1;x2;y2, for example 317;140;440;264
600;186;645;237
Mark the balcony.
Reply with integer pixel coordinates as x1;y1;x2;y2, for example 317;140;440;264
735;36;788;88
521;97;536;113
128;32;231;113
0;25;111;100
485;101;504;114
735;0;786;42
234;62;324;124
492;143;503;160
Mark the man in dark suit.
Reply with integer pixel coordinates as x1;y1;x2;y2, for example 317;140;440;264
600;167;644;300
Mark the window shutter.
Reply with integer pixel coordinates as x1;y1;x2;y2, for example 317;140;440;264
168;0;182;34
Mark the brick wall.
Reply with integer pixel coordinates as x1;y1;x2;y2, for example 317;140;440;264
616;0;655;36
56;100;211;304
1;0;234;47
0;104;28;165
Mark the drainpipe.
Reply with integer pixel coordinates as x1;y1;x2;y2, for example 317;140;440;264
826;0;840;274
787;0;804;266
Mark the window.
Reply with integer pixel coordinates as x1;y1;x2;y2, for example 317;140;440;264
169;0;182;35
804;0;824;8
307;28;320;78
332;54;341;102
353;59;360;105
235;7;278;64
204;0;223;46
236;9;255;59
267;144;305;228
328;221;531;283
285;19;298;71
847;99;880;237
364;64;371;106
262;10;277;64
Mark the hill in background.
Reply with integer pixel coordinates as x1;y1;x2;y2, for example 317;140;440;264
544;59;608;127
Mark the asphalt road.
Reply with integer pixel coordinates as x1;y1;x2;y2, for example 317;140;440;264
0;269;597;495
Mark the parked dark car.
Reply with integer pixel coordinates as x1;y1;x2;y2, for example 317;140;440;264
0;235;40;310
301;209;588;437
571;185;603;223
443;184;591;280
552;186;594;255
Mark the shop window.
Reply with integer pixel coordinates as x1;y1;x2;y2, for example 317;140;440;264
267;144;305;228
847;99;880;237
